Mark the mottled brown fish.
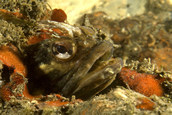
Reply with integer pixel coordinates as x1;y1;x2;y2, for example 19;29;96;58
26;20;123;100
0;9;123;102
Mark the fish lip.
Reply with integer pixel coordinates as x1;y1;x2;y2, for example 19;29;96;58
59;41;123;98
72;57;123;99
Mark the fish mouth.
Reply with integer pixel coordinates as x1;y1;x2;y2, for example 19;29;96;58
58;41;123;99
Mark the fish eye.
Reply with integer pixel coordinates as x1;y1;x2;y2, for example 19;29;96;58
51;41;76;60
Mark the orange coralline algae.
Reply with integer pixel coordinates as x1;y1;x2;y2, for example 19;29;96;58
0;9;23;18
119;67;163;97
0;73;25;101
44;100;69;107
0;46;26;76
136;98;155;110
0;46;26;100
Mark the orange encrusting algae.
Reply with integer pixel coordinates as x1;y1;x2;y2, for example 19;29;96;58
136;98;155;110
0;46;27;100
44;100;69;107
0;9;23;18
0;73;25;101
0;46;26;76
39;94;82;107
119;67;163;97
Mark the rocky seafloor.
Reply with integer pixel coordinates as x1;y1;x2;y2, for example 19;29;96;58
0;0;172;114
